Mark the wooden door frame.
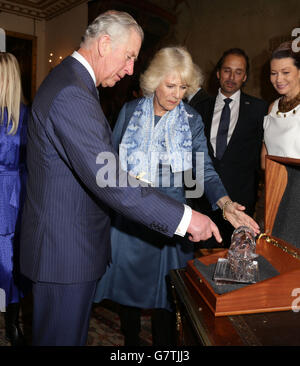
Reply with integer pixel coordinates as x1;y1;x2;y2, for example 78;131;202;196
5;30;37;102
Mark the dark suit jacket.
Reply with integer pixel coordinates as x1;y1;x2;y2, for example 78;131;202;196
188;88;210;109
195;92;268;215
20;56;184;284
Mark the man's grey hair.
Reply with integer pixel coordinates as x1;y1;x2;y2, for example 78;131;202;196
81;10;144;49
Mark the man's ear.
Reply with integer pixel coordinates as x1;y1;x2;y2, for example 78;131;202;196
216;70;220;80
98;34;111;57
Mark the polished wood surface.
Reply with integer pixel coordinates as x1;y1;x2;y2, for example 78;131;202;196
265;156;288;235
170;268;300;346
185;156;300;316
186;237;300;316
171;156;300;345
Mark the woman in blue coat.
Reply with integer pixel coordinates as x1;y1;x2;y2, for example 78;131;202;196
94;47;259;345
0;52;29;346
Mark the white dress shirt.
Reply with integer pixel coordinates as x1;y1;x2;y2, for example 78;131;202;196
210;89;241;156
71;50;192;236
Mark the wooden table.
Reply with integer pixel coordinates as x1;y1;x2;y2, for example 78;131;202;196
169;268;300;346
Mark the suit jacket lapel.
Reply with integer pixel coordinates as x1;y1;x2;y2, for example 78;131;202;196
205;97;216;155
224;92;248;153
189;88;210;106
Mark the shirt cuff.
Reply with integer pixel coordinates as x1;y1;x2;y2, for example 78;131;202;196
175;204;192;237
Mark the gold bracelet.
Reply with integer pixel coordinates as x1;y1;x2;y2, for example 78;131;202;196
222;200;233;221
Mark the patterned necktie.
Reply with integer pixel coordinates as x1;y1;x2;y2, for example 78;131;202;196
216;98;232;160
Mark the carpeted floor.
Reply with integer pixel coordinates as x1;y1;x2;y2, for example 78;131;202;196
87;301;153;346
0;298;152;347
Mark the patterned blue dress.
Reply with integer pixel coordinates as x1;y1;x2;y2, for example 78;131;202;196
94;99;227;310
0;104;28;306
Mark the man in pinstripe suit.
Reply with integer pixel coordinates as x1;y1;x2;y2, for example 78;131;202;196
19;11;223;346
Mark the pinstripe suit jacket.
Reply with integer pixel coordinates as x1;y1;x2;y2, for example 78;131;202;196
20;56;184;284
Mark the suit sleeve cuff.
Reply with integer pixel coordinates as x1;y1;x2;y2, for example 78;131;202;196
175;204;192;237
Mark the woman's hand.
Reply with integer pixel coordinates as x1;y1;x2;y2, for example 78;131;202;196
217;196;260;235
224;201;260;235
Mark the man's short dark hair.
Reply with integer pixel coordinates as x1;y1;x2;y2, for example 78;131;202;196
216;48;250;75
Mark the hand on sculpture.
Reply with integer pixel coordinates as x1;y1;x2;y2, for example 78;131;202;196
223;201;260;235
187;210;222;243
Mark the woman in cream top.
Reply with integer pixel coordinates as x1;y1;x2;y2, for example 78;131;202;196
261;41;300;168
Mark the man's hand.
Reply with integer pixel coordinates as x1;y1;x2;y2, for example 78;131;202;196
187;210;222;243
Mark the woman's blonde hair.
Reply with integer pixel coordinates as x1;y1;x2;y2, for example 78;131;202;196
140;46;203;97
0;52;22;135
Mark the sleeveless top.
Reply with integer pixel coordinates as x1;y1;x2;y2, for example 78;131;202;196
263;98;300;158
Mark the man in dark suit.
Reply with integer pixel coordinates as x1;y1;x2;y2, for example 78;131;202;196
19;11;222;346
187;87;210;107
194;48;268;248
186;64;210;107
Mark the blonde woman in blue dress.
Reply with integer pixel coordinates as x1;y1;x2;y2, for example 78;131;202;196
261;41;300;168
0;52;29;345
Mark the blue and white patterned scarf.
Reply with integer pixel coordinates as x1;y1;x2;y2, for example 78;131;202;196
119;96;192;185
